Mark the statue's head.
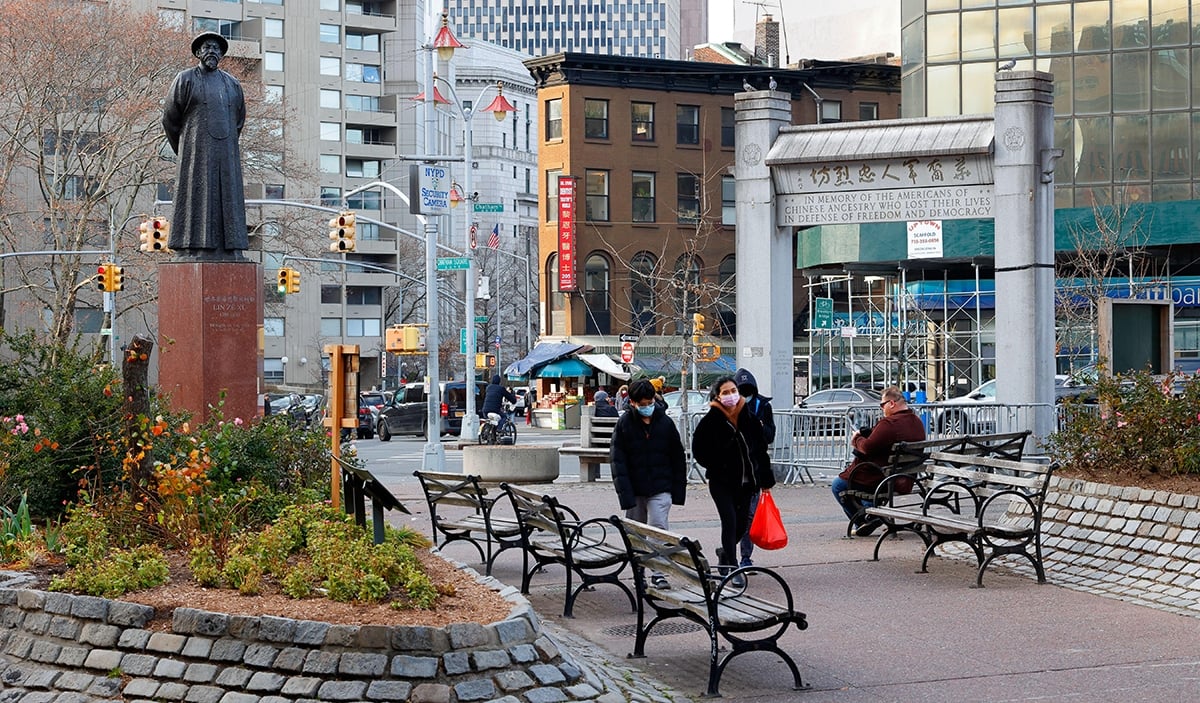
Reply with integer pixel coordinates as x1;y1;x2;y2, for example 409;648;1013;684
191;32;228;70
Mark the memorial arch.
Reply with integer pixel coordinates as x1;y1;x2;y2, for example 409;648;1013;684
734;71;1059;442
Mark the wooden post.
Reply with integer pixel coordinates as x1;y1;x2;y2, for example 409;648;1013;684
323;344;360;512
122;334;156;486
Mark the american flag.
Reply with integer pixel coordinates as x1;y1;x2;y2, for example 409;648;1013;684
487;223;500;249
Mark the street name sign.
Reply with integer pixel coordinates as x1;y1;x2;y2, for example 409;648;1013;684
437;256;470;271
473;203;503;213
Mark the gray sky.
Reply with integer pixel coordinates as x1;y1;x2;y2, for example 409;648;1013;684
707;0;900;62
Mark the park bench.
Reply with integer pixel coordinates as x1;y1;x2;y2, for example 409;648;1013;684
864;450;1059;587
413;470;521;576
841;430;1031;537
610;516;809;698
557;412;619;481
500;482;634;618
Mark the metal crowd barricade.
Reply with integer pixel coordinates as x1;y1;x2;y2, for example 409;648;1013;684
772;410;857;485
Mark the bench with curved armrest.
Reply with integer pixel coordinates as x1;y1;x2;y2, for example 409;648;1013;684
413;470;521;576
610;515;809;698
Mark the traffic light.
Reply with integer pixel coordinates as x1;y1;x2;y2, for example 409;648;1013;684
385;325;426;353
110;265;124;292
138;218;169;252
692;312;706;344
95;264;110;292
276;267;290;294
475;352;489;368
329;211;356;252
287;268;301;294
487;353;497;368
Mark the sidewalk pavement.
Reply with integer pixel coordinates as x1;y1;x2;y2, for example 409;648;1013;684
390;479;1200;702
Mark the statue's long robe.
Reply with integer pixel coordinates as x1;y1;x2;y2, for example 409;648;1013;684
162;66;248;252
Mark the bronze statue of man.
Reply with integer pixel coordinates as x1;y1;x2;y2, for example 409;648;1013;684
162;32;248;259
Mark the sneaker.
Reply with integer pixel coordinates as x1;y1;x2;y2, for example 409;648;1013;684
650;574;670;590
739;557;753;568
728;572;746;590
855;518;884;537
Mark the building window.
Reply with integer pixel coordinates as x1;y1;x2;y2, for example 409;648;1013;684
320;187;341;206
264;317;284;336
547;254;563;311
319;58;342;75
346;63;380;83
320;122;340;141
721;107;735;147
320;318;341;336
264;85;284;103
859;102;879;120
673;255;701;325
677;173;699;224
319;154;340;174
346;319;382;336
821;100;842;123
321;286;342;304
718;255;736;337
346;31;379;51
264;51;284;72
319;23;339;43
194;18;242;39
630;252;657;333
583;254;611;335
584;99;608;138
545;98;563;140
264;358;284;382
345;95;381;112
546;168;562;222
721;175;736;226
347;190;380;210
676;105;699;145
631;172;655;223
320;89;340;109
358;221;379;240
346;159;380;178
265;184;284;199
631;102;655;141
264;18;284;39
346;286;381;306
320;0;339;9
585;170;609;221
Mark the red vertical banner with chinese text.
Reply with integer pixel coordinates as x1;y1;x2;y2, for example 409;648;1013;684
557;175;577;291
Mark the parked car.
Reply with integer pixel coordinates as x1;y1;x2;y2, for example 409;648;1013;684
795;387;883;429
266;393;308;428
933;376;1092;434
512;386;531;417
662;389;708;420
376;381;488;440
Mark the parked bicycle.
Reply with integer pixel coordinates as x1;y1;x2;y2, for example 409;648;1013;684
479;404;517;445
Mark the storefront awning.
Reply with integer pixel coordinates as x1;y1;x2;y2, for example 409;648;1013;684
576;353;631;381
535;357;593;378
629;354;739;388
504;341;589;378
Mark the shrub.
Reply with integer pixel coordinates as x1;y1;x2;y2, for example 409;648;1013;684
1046;369;1200;479
0;331;123;517
48;544;169;598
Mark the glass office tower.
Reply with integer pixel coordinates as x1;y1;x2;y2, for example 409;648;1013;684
902;0;1195;210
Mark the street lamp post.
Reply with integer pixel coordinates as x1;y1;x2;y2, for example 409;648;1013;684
433;76;516;439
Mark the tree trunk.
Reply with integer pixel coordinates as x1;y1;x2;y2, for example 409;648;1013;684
123;334;155;485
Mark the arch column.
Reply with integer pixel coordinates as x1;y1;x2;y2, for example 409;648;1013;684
734;89;792;400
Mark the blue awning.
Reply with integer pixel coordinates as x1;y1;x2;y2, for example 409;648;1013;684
504;341;588;378
535;357;593;378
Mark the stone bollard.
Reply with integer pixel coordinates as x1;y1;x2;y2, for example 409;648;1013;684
463;445;559;483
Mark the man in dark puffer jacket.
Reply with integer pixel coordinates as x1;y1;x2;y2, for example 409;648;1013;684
610;379;687;548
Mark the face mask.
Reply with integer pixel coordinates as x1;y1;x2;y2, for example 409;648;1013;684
719;394;740;408
636;404;655;417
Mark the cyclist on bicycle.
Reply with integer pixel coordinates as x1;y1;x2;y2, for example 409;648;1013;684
480;375;517;422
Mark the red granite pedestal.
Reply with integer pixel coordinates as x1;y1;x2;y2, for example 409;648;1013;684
157;261;263;424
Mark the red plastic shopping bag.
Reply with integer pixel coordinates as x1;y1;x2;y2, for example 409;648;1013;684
748;490;788;550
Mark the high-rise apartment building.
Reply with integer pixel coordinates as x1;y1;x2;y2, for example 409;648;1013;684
2;1;539;391
442;0;706;61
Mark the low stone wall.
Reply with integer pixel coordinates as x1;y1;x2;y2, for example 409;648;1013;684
1039;475;1200;616
0;566;608;702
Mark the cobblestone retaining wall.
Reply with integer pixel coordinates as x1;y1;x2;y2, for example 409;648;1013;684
1038;475;1200;617
0;565;611;703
